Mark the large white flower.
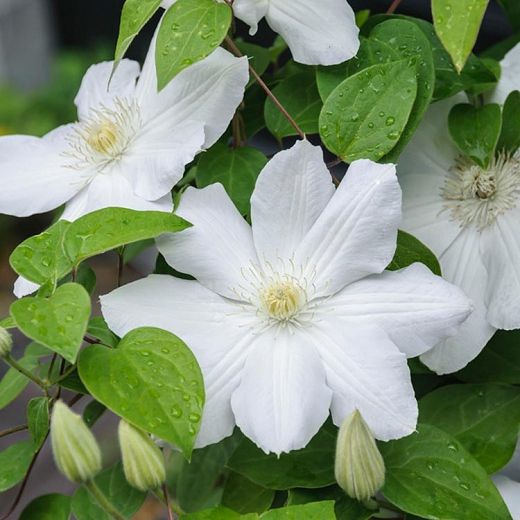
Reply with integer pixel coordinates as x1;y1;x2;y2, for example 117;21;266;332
494;442;520;520
398;43;520;374
101;140;471;455
0;44;248;221
161;0;359;66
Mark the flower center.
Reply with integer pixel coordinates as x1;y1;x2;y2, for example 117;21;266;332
86;120;120;155
442;153;520;229
261;281;304;321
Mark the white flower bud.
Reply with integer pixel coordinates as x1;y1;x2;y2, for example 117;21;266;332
0;327;13;357
51;400;102;483
335;410;385;502
118;420;166;492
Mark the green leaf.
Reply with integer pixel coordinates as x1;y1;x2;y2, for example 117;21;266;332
419;383;520;473
222;472;274;514
319;60;417;162
497;91;520;155
388;230;441;275
0;440;34;492
261;502;336;519
497;0;520;31
448;103;502;168
11;283;91;363
64;208;190;265
83;400;107;428
27;397;50;450
9;221;73;286
87;316;119;347
78;327;204;458
76;264;97;295
155;0;232;90
432;0;489;72
183;507;254;520
0;316;15;329
115;0;162;62
457;330;520;383
264;68;322;139
195;144;267;215
228;420;337;489
20;494;71;520
380;424;512;520
72;463;146;520
235;40;271;87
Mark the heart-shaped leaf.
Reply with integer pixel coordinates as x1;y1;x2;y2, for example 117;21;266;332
78;327;204;458
11;283;91;363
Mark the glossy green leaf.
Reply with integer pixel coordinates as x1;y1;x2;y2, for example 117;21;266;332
498;0;520;30
83;400;107;428
448;103;502;168
432;0;489;72
265;68;322;139
183;507;254;520
0;316;15;329
115;0;162;62
388;230;441;275
27;397;50;450
64;208;190;265
497;91;520;154
87;316;119;347
0;440;34;492
9;221;72;286
319;60;417;162
222;472;274;514
156;0;232;90
381;424;512;520
228;420;337;489
262;502;335;519
78;327;204;458
195;143;267;215
420;383;520;473
20;494;71;520
11;283;91;363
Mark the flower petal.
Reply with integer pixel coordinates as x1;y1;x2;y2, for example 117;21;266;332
420;227;496;374
250;140;334;269
322;263;472;358
233;0;269;34
13;277;40;298
231;326;332;455
75;60;140;120
493;475;520;520
61;173;173;222
295;160;401;297
101;274;256;448
156;184;258;299
136;41;248;148
305;319;417;441
489;42;520;105
481;207;520;330
265;0;359;65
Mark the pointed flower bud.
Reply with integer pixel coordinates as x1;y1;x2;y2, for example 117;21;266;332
51;400;102;483
118;420;166;492
0;327;13;357
335;410;385;502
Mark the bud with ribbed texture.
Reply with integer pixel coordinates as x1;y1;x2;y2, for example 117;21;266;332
51;400;102;483
118;420;166;492
0;327;13;357
335;409;386;502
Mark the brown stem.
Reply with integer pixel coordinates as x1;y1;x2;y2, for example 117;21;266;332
163;483;174;520
387;0;403;14
224;36;306;140
84;335;101;345
117;248;125;288
0;424;28;439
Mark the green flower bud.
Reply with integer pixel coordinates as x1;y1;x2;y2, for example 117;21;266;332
335;410;385;502
0;327;13;357
118;420;166;492
51;400;102;483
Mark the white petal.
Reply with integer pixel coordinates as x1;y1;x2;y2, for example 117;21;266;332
123;120;205;200
0;131;87;217
75;60;140;120
322;263;472;358
61;173;172;222
481;207;520;330
265;0;359;65
295;160;401;297
231;326;332;455
136;41;249;148
156;184;258;299
233;0;268;34
250;140;334;269
305;319;417;441
493;475;520;520
161;0;175;8
101;275;256;448
489;42;520;105
420;227;496;374
13;276;40;298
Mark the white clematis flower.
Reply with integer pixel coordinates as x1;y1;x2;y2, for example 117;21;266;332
102;140;471;455
161;0;359;66
398;42;520;374
0;44;248;221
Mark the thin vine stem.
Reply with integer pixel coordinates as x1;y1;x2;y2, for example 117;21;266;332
387;0;404;14
0;424;28;439
2;354;48;390
85;480;125;520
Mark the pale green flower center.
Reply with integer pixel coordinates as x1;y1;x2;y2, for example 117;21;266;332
260;280;305;321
